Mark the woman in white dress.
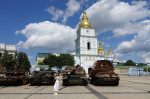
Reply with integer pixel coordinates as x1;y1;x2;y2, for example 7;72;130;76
54;72;59;95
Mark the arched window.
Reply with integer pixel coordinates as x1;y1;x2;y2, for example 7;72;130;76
87;42;90;50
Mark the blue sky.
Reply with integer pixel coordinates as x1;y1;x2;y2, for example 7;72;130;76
1;0;150;68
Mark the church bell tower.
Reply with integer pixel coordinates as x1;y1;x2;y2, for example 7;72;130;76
74;10;116;73
74;10;98;72
75;10;98;55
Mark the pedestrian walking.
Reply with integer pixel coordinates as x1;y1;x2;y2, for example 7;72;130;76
54;72;60;95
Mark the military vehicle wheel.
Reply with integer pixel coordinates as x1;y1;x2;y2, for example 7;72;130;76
16;80;22;86
95;82;98;86
22;79;27;85
83;80;88;86
30;79;35;86
16;82;20;86
90;78;94;84
62;82;68;86
114;81;119;86
30;82;35;86
62;80;68;86
62;83;67;86
93;78;99;86
84;83;88;86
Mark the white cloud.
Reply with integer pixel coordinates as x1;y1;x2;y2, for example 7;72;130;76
62;0;80;23
83;0;150;62
17;0;150;63
145;58;150;63
16;21;76;52
101;42;110;48
115;20;150;62
15;30;20;35
115;41;134;54
85;0;150;36
16;0;88;53
46;6;63;21
46;0;89;23
137;52;150;63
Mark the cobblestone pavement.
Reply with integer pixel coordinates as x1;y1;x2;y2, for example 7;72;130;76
0;75;150;99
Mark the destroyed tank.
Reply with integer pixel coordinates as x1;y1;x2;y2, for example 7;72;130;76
29;69;55;85
0;71;29;86
62;65;88;86
88;60;120;86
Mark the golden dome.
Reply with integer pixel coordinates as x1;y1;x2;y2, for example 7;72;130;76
98;42;104;54
79;11;92;28
108;49;113;54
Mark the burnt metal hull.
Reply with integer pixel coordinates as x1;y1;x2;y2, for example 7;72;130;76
30;77;55;85
91;77;119;86
0;78;26;85
88;60;120;86
62;75;88;86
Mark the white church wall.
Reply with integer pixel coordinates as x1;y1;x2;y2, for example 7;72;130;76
84;56;97;72
77;29;80;37
74;56;80;65
107;54;114;61
80;28;95;37
97;56;105;60
79;37;98;55
75;37;81;54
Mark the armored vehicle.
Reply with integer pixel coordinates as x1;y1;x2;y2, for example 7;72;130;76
29;69;55;85
62;65;88;86
0;71;29;85
88;60;120;86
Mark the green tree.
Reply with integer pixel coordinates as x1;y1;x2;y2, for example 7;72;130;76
143;67;148;72
0;65;4;71
123;60;136;66
1;53;16;70
148;67;150;75
43;54;58;68
38;61;44;65
59;54;75;67
0;58;1;66
43;54;75;68
143;67;148;76
0;58;4;71
17;52;31;72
